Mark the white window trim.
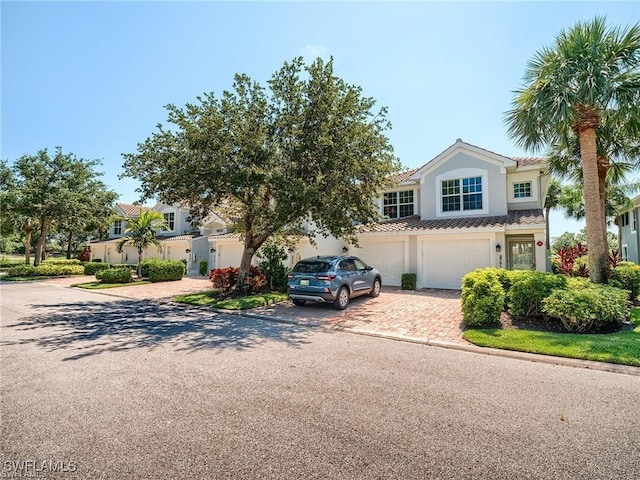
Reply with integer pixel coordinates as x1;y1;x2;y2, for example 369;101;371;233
162;209;176;232
508;176;539;203
622;244;629;261
382;189;415;218
113;220;122;236
435;168;488;217
632;210;637;233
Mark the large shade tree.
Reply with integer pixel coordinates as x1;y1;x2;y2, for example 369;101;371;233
122;57;400;285
0;149;117;265
115;209;168;277
505;17;640;283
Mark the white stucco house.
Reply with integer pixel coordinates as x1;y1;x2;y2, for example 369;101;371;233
617;194;640;263
90;139;549;287
209;140;549;289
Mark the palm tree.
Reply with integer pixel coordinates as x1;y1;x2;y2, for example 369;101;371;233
544;179;563;252
115;209;168;277
505;17;640;283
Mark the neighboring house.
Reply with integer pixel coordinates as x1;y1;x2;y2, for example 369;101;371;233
89;202;228;274
617;195;640;262
209;139;550;289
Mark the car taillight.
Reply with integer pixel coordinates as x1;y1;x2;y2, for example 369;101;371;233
287;273;295;279
315;274;336;281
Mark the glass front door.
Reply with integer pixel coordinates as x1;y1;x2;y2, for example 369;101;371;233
509;240;535;270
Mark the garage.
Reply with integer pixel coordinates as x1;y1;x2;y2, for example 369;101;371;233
421;238;491;289
355;239;406;286
216;242;245;269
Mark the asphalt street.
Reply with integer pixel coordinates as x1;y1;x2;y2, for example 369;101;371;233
1;282;639;479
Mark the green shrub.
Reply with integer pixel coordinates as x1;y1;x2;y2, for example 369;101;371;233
41;258;82;265
181;258;188;274
609;265;640;303
461;269;504;327
111;264;137;271
543;284;629;333
6;264;85;277
6;265;37;277
140;258;162;277
97;267;133;284
146;260;185;282
508;271;567;317
401;273;417;290
84;263;111;275
91;259;102;263
199;260;209;277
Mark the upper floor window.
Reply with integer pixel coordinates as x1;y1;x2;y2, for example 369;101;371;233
633;211;637;232
513;181;532;198
620;212;630;227
164;212;175;231
113;220;122;235
383;190;414;218
442;176;483;212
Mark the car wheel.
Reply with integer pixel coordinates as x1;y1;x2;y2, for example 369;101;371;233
370;278;381;297
333;286;349;310
292;299;306;306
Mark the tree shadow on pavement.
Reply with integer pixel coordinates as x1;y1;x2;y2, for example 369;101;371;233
1;299;313;361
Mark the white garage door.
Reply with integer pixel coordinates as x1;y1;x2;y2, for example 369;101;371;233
357;240;405;286
422;239;490;289
217;243;245;269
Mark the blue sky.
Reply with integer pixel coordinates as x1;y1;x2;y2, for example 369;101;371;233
2;1;639;239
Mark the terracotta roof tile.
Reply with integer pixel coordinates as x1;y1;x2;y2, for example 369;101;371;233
116;203;150;217
156;233;202;242
358;209;544;233
511;157;546;167
393;168;419;182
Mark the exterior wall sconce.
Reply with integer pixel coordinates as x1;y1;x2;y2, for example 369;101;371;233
287;247;294;253
185;249;191;254
495;243;501;253
210;247;216;253
342;246;349;253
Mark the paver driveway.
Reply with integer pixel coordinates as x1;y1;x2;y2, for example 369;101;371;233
252;287;466;345
43;277;467;345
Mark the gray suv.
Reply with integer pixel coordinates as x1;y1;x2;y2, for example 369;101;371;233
287;255;382;310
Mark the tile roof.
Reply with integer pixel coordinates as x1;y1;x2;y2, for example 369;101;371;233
357;209;544;233
393;168;419;182
156;233;202;242
208;232;243;240
511;157;546;167
116;203;150;217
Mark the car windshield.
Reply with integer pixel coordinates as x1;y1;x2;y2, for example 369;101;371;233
293;261;332;274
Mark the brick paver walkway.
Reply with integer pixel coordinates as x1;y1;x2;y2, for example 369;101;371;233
41;277;466;345
252;287;466;344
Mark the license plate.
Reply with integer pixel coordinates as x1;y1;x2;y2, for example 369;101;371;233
300;279;309;286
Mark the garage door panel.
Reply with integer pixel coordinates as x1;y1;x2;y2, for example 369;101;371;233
422;239;490;289
357;241;405;286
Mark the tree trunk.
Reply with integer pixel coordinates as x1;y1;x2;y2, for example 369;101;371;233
238;243;255;293
597;155;609;257
545;206;551;252
66;230;74;259
137;248;143;278
577;126;607;283
24;227;33;265
34;217;50;267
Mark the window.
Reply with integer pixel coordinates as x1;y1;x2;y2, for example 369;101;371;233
620;212;630;227
633;211;637;231
441;176;483;212
164;212;175;230
113;220;122;235
383;190;414;218
513;181;532;198
622;245;629;261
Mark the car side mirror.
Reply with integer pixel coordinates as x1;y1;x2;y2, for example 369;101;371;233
365;266;373;271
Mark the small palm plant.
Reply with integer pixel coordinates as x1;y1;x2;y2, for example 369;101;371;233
115;209;168;277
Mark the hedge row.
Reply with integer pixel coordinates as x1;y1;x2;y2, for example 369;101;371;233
144;259;185;282
6;264;85;277
461;267;634;333
41;259;82;265
96;268;133;284
84;262;112;275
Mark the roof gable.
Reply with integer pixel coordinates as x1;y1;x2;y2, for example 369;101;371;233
410;139;517;181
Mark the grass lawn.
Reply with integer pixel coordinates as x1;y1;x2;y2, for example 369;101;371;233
72;281;153;290
174;290;288;310
463;308;640;367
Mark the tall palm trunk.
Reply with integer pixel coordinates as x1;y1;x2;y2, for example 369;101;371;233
597;155;609;258
577;124;607;283
544;206;551;252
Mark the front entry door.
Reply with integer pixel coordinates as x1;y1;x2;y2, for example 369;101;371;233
509;240;535;270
